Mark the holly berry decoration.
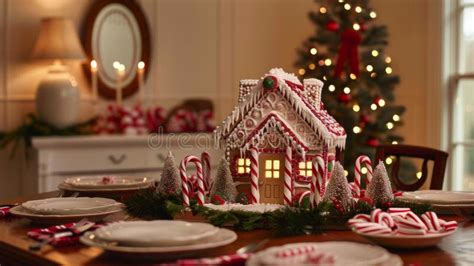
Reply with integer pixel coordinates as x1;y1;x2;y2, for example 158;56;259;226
326;20;339;32
211;194;226;205
262;75;278;90
366;137;379;147
338;92;352;104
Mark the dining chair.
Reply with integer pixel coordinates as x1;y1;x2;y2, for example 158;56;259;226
375;144;449;191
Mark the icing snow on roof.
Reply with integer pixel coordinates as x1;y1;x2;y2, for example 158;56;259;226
215;68;346;149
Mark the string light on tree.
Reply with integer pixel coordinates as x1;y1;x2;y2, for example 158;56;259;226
353;126;362;134
366;65;374;72
319;7;327;14
385;57;392;63
385;157;393;165
310;48;318;55
318;60;325;66
352;104;360;112
371;103;378;110
328;84;336;92
378;98;386;107
386;122;394;129
344;3;351;10
385;67;393;74
298;68;306;75
393;114;400;121
370;11;377;18
325;59;332;66
371;50;379;57
392;141;399;145
355;6;362;13
361;167;368;174
343;87;351;94
353;23;360;31
309;63;316;70
370;72;377;78
344;170;349;177
350;73;357;80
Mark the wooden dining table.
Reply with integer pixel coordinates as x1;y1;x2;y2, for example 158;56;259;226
0;192;473;266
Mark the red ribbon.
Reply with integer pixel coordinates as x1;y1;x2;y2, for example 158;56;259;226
334;29;361;77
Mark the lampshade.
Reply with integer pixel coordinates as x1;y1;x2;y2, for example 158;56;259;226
32;17;86;61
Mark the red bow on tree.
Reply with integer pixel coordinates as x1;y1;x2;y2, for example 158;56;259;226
334;29;361;78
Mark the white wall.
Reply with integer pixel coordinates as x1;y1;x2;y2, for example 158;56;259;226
0;0;443;199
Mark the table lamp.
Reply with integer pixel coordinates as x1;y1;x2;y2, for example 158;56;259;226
32;17;86;128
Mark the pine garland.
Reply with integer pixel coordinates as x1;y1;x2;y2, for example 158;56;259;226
124;190;185;219
124;190;432;236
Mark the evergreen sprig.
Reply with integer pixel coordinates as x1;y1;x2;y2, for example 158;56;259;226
124;190;185;220
124;191;432;236
0;113;96;157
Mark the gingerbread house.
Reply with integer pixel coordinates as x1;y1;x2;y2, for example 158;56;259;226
215;68;346;205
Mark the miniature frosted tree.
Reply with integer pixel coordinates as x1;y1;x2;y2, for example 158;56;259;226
156;152;181;196
366;161;394;205
323;162;353;211
210;157;237;203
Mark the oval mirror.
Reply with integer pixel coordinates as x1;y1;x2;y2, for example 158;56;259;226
83;0;150;99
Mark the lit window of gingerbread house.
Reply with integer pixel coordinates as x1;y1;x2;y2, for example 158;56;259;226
215;68;346;205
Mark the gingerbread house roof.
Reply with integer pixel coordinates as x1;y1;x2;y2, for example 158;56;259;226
215;68;346;153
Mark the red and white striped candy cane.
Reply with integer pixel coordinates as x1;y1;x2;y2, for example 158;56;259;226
201;151;211;192
250;148;260;204
311;155;325;206
180;155;205;206
354;155;373;197
283;147;293;206
327;153;336;180
298;191;311;206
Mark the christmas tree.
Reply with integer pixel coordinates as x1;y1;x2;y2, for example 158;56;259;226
294;0;408;178
323;162;353;211
156;151;182;196
210;158;238;203
366;161;394;205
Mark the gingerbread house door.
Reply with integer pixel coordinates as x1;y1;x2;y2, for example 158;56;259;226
258;153;285;204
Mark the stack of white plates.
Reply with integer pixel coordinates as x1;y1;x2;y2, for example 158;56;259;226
398;190;474;215
80;220;237;259
247;242;402;266
10;197;123;224
58;176;154;192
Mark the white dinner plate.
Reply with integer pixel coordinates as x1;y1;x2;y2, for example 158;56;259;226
63;176;153;189
57;182;151;193
400;190;474;205
94;221;220;247
21;197;121;215
354;229;457;249
10;205;122;225
80;228;237;260
246;241;401;266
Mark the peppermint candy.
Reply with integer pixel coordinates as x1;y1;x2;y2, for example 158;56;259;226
349;209;458;236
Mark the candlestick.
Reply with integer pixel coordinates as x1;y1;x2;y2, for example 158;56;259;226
137;61;145;105
90;60;98;103
114;62;125;106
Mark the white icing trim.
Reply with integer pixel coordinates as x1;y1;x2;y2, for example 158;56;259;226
215;69;346;150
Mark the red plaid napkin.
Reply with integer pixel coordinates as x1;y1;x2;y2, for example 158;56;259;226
27;222;103;247
0;205;13;218
169;253;250;266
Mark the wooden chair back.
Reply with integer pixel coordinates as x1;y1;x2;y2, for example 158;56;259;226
375;144;448;191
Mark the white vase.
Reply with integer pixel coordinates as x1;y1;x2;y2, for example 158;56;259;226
35;68;80;128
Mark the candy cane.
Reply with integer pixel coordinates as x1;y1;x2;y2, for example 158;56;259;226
201;152;211;192
180;155;205;206
311;155;325;206
298;191;311;206
283;147;293;206
250;148;260;204
354;155;373;197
